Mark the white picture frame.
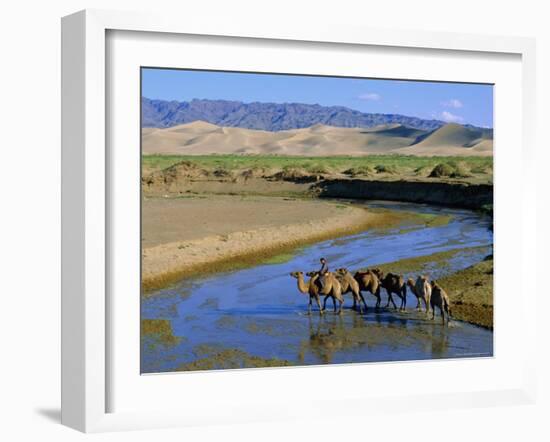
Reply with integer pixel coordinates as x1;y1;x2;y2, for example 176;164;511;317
61;9;537;433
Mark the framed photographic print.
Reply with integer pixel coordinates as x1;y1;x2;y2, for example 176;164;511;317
61;9;537;432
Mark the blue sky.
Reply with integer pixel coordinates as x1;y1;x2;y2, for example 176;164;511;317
142;68;493;128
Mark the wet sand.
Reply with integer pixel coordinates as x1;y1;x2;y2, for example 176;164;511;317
142;195;407;292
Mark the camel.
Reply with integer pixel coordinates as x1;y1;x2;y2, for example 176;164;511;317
369;268;407;310
406;275;432;313
306;271;344;314
379;272;407;311
369;268;384;280
335;268;368;313
430;281;452;325
290;271;324;315
353;269;382;309
290;271;343;315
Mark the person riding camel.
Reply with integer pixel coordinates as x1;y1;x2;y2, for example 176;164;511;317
318;257;329;290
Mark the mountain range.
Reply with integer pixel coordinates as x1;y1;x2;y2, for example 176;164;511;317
142;97;491;133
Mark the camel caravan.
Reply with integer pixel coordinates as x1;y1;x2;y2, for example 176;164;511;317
290;258;452;324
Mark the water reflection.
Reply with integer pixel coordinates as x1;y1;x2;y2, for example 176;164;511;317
296;308;454;366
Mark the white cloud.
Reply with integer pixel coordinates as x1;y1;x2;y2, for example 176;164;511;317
358;92;381;101
441;99;463;108
440;111;464;123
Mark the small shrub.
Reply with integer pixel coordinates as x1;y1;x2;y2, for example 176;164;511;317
429;162;472;178
272;167;319;183
375;164;398;174
450;162;472;178
306;163;331;174
429;163;454;178
343;165;374;177
414;165;430;176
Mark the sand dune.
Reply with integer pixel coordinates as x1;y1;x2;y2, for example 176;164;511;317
394;123;493;156
142;121;493;156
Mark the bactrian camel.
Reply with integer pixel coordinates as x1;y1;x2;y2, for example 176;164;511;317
335;268;367;314
406;275;432;313
290;271;343;315
374;270;407;311
306;271;344;314
352;269;382;309
430;281;452;325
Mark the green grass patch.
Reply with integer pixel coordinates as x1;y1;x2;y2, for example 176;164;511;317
141;319;181;346
471;163;493;174
392;212;453;234
305;163;332;174
415;213;453;228
342;165;374;176
176;348;293;371
429;161;472;178
261;252;296;265
362;245;491;277
142;153;493;177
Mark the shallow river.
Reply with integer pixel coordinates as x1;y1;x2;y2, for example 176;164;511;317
141;201;493;373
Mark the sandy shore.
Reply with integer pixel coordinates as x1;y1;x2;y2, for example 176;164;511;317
142;195;404;292
142;195;353;247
